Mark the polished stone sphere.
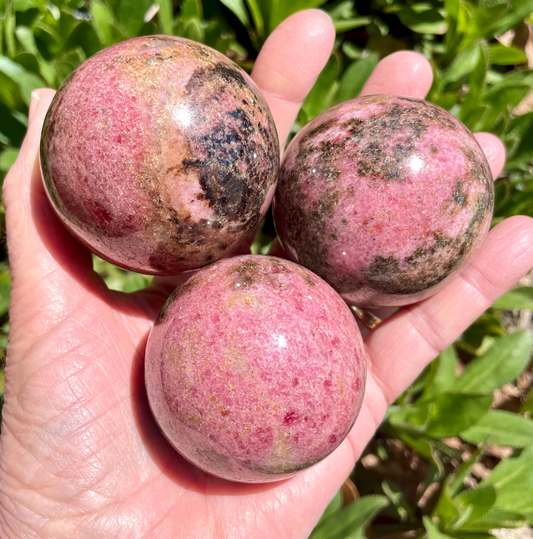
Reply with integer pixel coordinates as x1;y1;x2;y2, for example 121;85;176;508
274;95;494;307
145;255;366;483
41;36;279;274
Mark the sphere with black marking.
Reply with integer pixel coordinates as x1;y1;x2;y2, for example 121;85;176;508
274;95;493;307
41;36;279;274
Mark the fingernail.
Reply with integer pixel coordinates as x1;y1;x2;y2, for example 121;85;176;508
28;90;41;124
309;8;333;22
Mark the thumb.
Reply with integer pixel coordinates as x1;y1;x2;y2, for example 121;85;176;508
4;89;101;331
4;89;58;281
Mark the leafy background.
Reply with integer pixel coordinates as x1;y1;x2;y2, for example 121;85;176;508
1;0;533;537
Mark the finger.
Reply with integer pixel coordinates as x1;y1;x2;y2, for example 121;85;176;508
3;90;108;325
251;9;336;148
360;51;433;99
474;132;506;179
364;215;533;404
3;89;56;274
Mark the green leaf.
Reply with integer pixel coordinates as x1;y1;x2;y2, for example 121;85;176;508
317;490;343;525
421;346;457;401
4;0;16;58
11;110;27;127
0;148;19;172
485;84;530;111
397;5;447;35
181;0;203;19
505;111;533;168
121;273;152;293
445;0;460;20
13;0;35;11
15;26;55;86
472;40;489;96
181;18;205;42
447;450;481;497
342;42;363;60
336;54;378;104
455;331;532;393
492;287;533;310
478;0;508;6
433;479;462;527
489;0;533;36
117;0;153;36
456;40;488;128
481;446;533;514
32;21;62;53
67;21;101;59
441;44;481;86
382;480;413;522
390;393;492;438
268;0;328;34
461;410;533;447
490;44;528;66
157;0;174;35
244;0;265;39
475;82;531;135
488;68;533;90
453;485;497;529
459;102;488;133
0;271;11;318
219;0;250;27
460;508;527;531
93;257;152;292
388;402;430;433
425;393;493;438
0;55;43;106
15;25;38;55
0;104;27;146
423;516;454;539
89;1;114;47
333;17;370;33
521;385;533;414
431;91;459;112
11;52;39;78
457;5;507;48
309;495;389;539
0;72;19;111
398;434;447;477
326;0;356;19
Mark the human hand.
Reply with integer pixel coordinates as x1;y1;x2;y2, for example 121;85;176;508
1;9;532;539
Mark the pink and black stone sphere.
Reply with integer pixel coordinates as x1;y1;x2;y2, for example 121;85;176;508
145;255;366;483
273;95;494;307
40;36;279;274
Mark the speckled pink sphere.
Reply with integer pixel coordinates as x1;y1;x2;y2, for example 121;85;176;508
145;255;366;483
273;95;494;307
40;36;279;274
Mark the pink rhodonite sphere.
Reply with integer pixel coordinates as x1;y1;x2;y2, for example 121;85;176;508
145;255;366;483
273;95;494;307
40;36;279;274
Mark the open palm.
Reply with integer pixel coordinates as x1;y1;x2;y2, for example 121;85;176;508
1;10;532;539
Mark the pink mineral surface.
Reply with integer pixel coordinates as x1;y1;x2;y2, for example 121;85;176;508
41;36;279;274
145;255;366;483
273;95;494;307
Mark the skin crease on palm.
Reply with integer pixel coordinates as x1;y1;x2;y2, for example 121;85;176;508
0;9;532;539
